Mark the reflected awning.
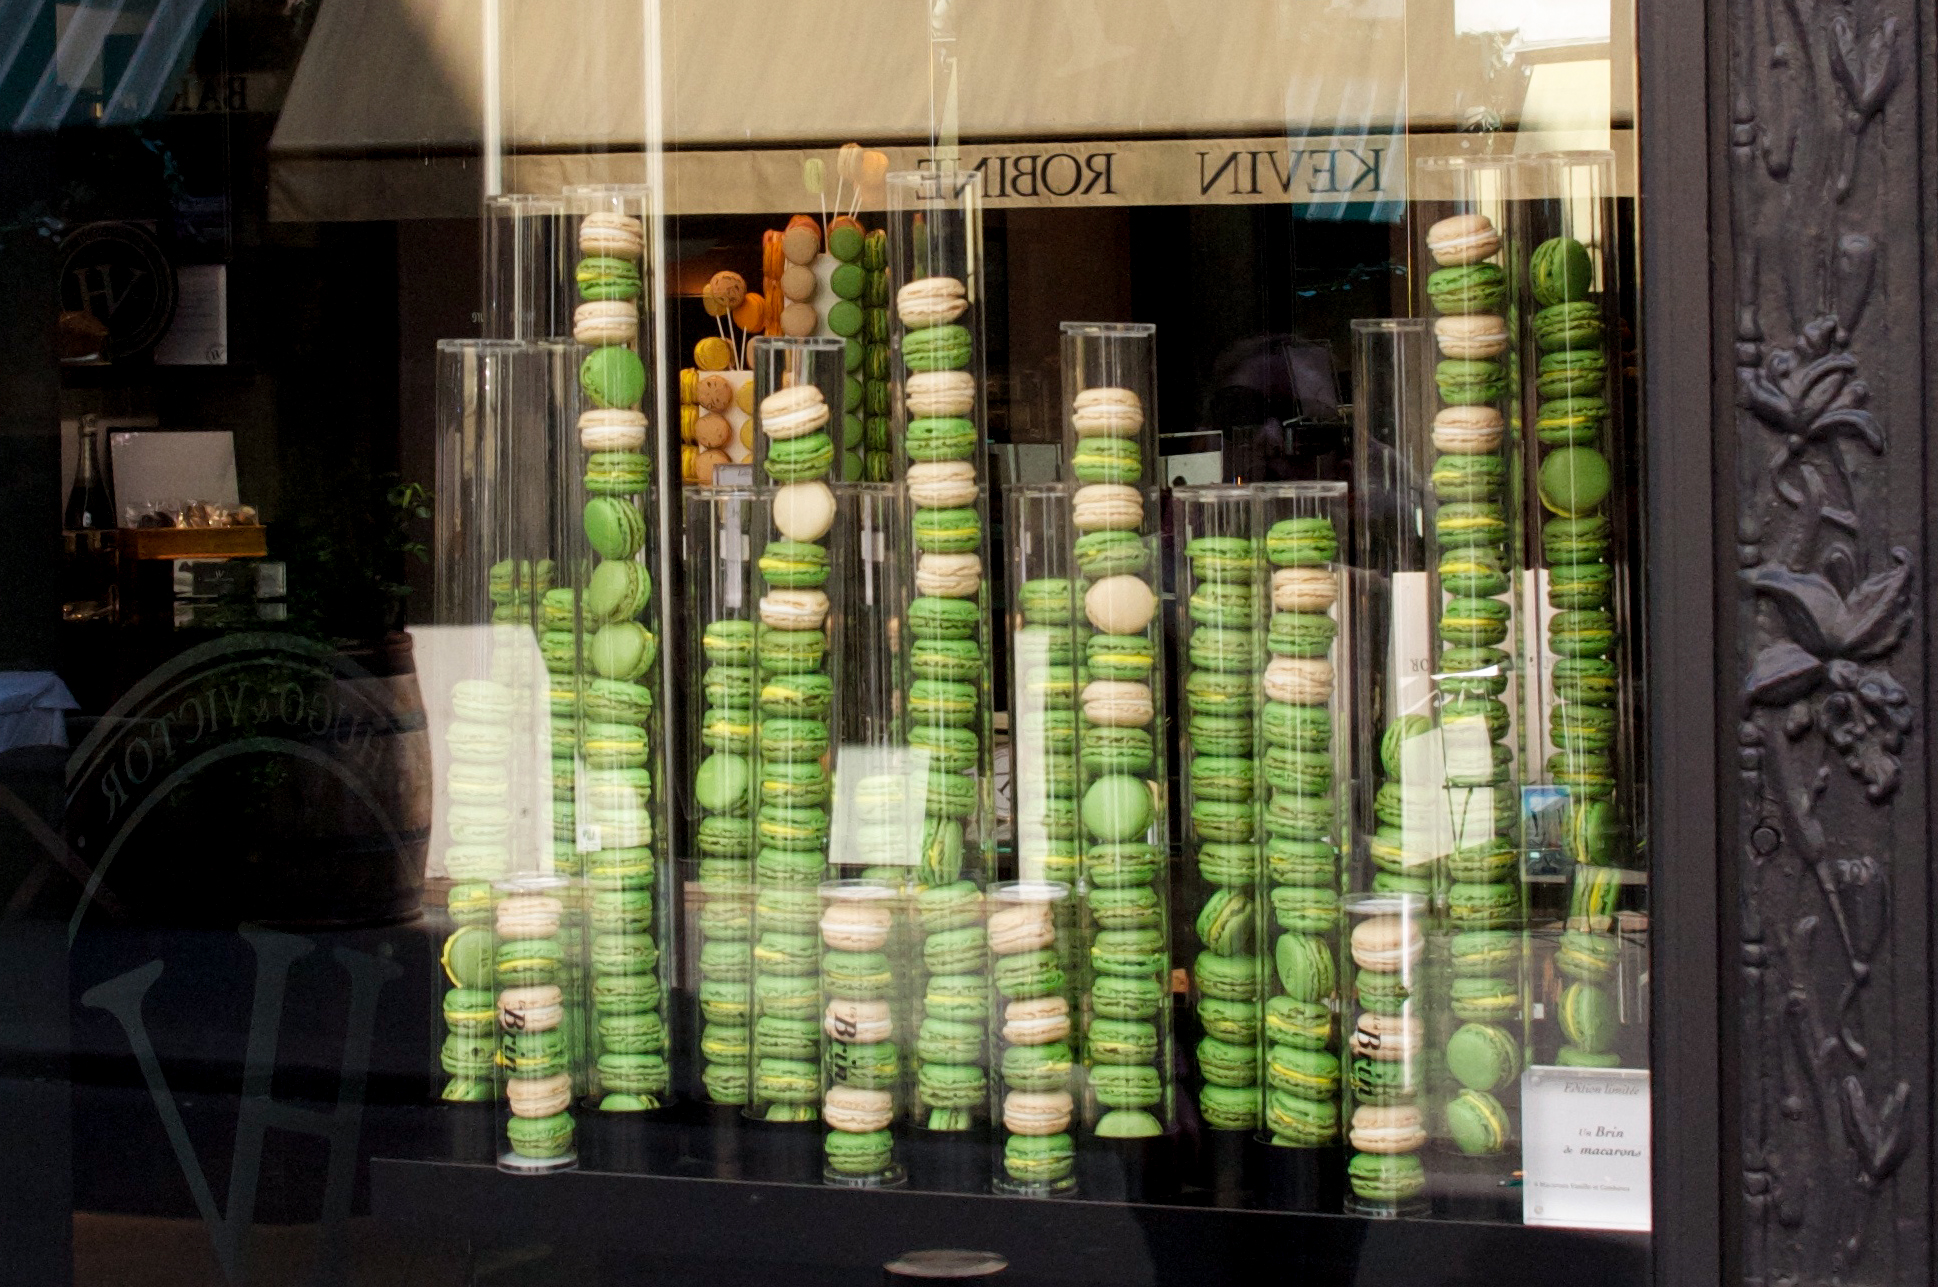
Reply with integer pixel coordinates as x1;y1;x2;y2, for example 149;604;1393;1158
269;0;1631;221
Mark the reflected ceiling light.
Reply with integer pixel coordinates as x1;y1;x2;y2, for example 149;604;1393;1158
1454;0;1609;51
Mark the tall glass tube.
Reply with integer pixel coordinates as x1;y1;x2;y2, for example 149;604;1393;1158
432;339;554;1154
987;879;1081;1195
1059;321;1174;1198
1414;156;1536;1216
1251;481;1350;1210
887;169;996;891
547;193;675;1138
1515;152;1645;1077
1169;486;1264;1197
482;194;572;341
683;487;761;1148
1347;319;1440;1215
741;343;843;1179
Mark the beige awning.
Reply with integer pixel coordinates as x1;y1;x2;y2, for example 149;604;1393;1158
269;0;1632;221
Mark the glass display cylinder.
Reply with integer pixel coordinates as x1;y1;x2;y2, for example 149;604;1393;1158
495;874;583;1172
751;336;849;485
1249;482;1349;1199
986;880;1081;1196
684;487;761;1113
887;169;996;883
1339;892;1429;1215
1058;322;1175;1187
547;200;674;1118
432;339;557;1120
1005;484;1082;888
742;462;835;1137
1514;151;1644;1074
482;194;573;341
818;879;912;1187
1169;487;1265;1147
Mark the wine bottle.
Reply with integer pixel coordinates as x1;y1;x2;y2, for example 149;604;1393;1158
65;415;112;530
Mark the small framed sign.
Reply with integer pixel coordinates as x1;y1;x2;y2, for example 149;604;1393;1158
1521;1064;1652;1231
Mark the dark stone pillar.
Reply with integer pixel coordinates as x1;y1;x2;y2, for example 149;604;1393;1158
1716;0;1933;1283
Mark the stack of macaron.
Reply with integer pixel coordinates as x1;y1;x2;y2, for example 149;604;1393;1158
494;878;577;1166
1527;227;1624;1068
1341;902;1428;1208
573;208;670;1115
681;366;757;482
896;274;988;883
439;714;506;1105
818;883;905;1183
987;883;1079;1191
1171;508;1264;1136
745;375;840;1124
766;216;824;342
1062;374;1171;1145
692;614;758;1107
1253;507;1347;1153
847;228;892;481
1420;206;1528;1168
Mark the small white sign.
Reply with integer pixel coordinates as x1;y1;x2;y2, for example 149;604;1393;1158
1522;1065;1652;1231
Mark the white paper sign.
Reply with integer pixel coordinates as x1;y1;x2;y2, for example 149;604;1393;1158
1388;570;1436;717
1522;1065;1652;1231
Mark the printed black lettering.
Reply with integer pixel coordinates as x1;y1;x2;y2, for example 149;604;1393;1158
1082;152;1116;195
1343;147;1385;192
1198;150;1241;197
1010;153;1039;198
1041;152;1082;197
1308;150;1341;194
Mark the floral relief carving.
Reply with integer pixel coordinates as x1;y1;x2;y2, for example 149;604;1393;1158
1728;0;1915;1282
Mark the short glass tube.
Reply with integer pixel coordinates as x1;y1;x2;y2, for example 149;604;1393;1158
1339;892;1430;1214
1249;482;1350;1174
1058;322;1174;1147
818;879;912;1187
495;874;582;1172
987;880;1081;1195
1169;486;1265;1141
1005;484;1082;888
683;487;760;1109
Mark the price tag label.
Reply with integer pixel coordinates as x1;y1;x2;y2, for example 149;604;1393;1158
1522;1065;1652;1231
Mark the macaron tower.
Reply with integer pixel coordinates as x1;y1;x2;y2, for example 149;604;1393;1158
1169;489;1265;1160
494;875;579;1169
1520;153;1631;1071
886;169;998;1167
1059;321;1174;1195
745;339;842;1140
987;880;1081;1193
564;191;673;1120
1414;160;1531;1205
855;228;893;481
684;490;760;1114
1252;485;1351;1196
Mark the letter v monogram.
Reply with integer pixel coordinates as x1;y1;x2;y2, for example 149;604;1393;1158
82;930;400;1287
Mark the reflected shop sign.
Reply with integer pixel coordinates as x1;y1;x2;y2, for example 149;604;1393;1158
553;134;1407;220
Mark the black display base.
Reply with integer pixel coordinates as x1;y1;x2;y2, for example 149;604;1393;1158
684;1100;748;1178
372;1158;1652;1287
901;1123;992;1194
1076;1131;1177;1202
581;1106;683;1173
1429;1147;1523;1222
1188;1128;1253;1207
1253;1138;1343;1212
433;1102;499;1165
743;1118;822;1186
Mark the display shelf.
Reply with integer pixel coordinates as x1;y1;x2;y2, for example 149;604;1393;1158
369;1156;1649;1287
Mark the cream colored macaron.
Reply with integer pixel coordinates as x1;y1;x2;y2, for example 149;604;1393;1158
822;1085;894;1133
915;552;982;598
1348;1103;1427;1154
1432;405;1505;455
905;370;976;417
1072;483;1146;532
986;903;1056;955
1082;679;1155;728
1263;656;1334;704
819;900;892;951
1002;997;1071;1046
1084;574;1157;634
579;212;643;259
1425;212;1499;265
574;300;638;347
1434;313;1509;360
897;275;968;327
1349;913;1425;973
580;408;648;453
758;385;830;440
906;460;978;508
1071;386;1144;438
773;480;836;541
1272;566;1338;612
758;588;829;631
